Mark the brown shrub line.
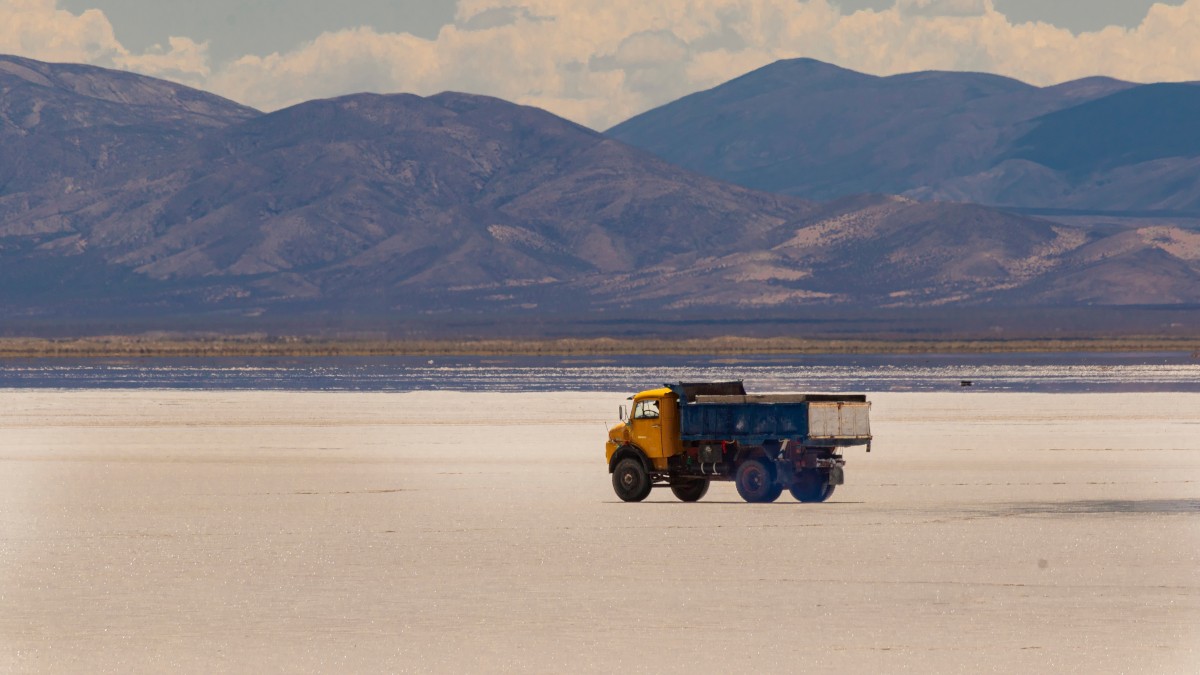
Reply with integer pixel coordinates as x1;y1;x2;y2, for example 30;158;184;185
1;336;1198;358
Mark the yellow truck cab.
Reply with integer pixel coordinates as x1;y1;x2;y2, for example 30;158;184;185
606;381;872;504
605;387;680;471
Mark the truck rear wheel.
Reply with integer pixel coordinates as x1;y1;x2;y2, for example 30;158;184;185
669;478;710;502
790;470;835;503
613;458;652;502
736;459;781;503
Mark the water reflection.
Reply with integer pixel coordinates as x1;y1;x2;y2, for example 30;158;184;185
0;353;1197;392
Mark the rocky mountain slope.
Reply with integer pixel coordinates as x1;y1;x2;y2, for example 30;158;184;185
0;55;1196;335
583;194;1200;311
0;55;810;320
0;55;256;194
607;59;1200;214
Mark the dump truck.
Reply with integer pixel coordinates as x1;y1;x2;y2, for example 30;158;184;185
605;382;872;503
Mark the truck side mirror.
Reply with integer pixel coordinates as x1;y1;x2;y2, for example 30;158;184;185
619;405;627;421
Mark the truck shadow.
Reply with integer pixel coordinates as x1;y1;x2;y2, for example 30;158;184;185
998;499;1200;515
603;501;866;505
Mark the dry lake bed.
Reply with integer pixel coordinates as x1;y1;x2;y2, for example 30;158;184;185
1;391;1197;673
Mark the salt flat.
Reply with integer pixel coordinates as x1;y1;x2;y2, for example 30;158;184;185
1;391;1197;673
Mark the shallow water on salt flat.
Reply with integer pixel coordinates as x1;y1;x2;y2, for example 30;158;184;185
0;352;1197;392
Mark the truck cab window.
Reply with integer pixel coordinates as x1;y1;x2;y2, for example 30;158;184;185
633;400;660;419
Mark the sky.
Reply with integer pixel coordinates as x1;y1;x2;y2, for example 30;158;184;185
4;0;1199;129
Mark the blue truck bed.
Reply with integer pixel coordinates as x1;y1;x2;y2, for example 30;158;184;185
668;382;871;447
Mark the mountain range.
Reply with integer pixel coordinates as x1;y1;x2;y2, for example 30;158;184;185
1;54;1197;338
608;58;1200;214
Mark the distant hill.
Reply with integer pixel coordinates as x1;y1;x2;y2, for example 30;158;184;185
0;56;810;322
0;55;1197;338
117;91;811;312
1010;84;1200;172
607;59;1200;214
0;55;256;193
0;55;262;319
611;194;1200;310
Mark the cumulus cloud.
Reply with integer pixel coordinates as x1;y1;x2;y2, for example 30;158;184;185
113;36;210;83
0;0;209;82
0;0;120;64
5;0;1200;129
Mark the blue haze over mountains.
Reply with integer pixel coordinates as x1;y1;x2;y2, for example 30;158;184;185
608;59;1200;212
0;54;1198;338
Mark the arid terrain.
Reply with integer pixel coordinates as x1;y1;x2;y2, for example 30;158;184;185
4;54;1200;328
1;391;1197;672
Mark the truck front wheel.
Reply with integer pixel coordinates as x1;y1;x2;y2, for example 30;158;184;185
669;478;710;502
736;459;782;503
613;458;652;502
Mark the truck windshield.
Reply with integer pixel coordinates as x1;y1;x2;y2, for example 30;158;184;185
633;399;660;419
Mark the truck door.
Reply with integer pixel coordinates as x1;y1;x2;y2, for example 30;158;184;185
630;398;664;458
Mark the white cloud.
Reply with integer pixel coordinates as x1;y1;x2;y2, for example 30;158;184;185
0;0;209;81
5;0;1200;129
113;36;210;83
0;0;119;64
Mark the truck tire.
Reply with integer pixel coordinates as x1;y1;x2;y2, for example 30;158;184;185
735;459;781;503
790;470;835;503
613;457;652;502
669;478;710;502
